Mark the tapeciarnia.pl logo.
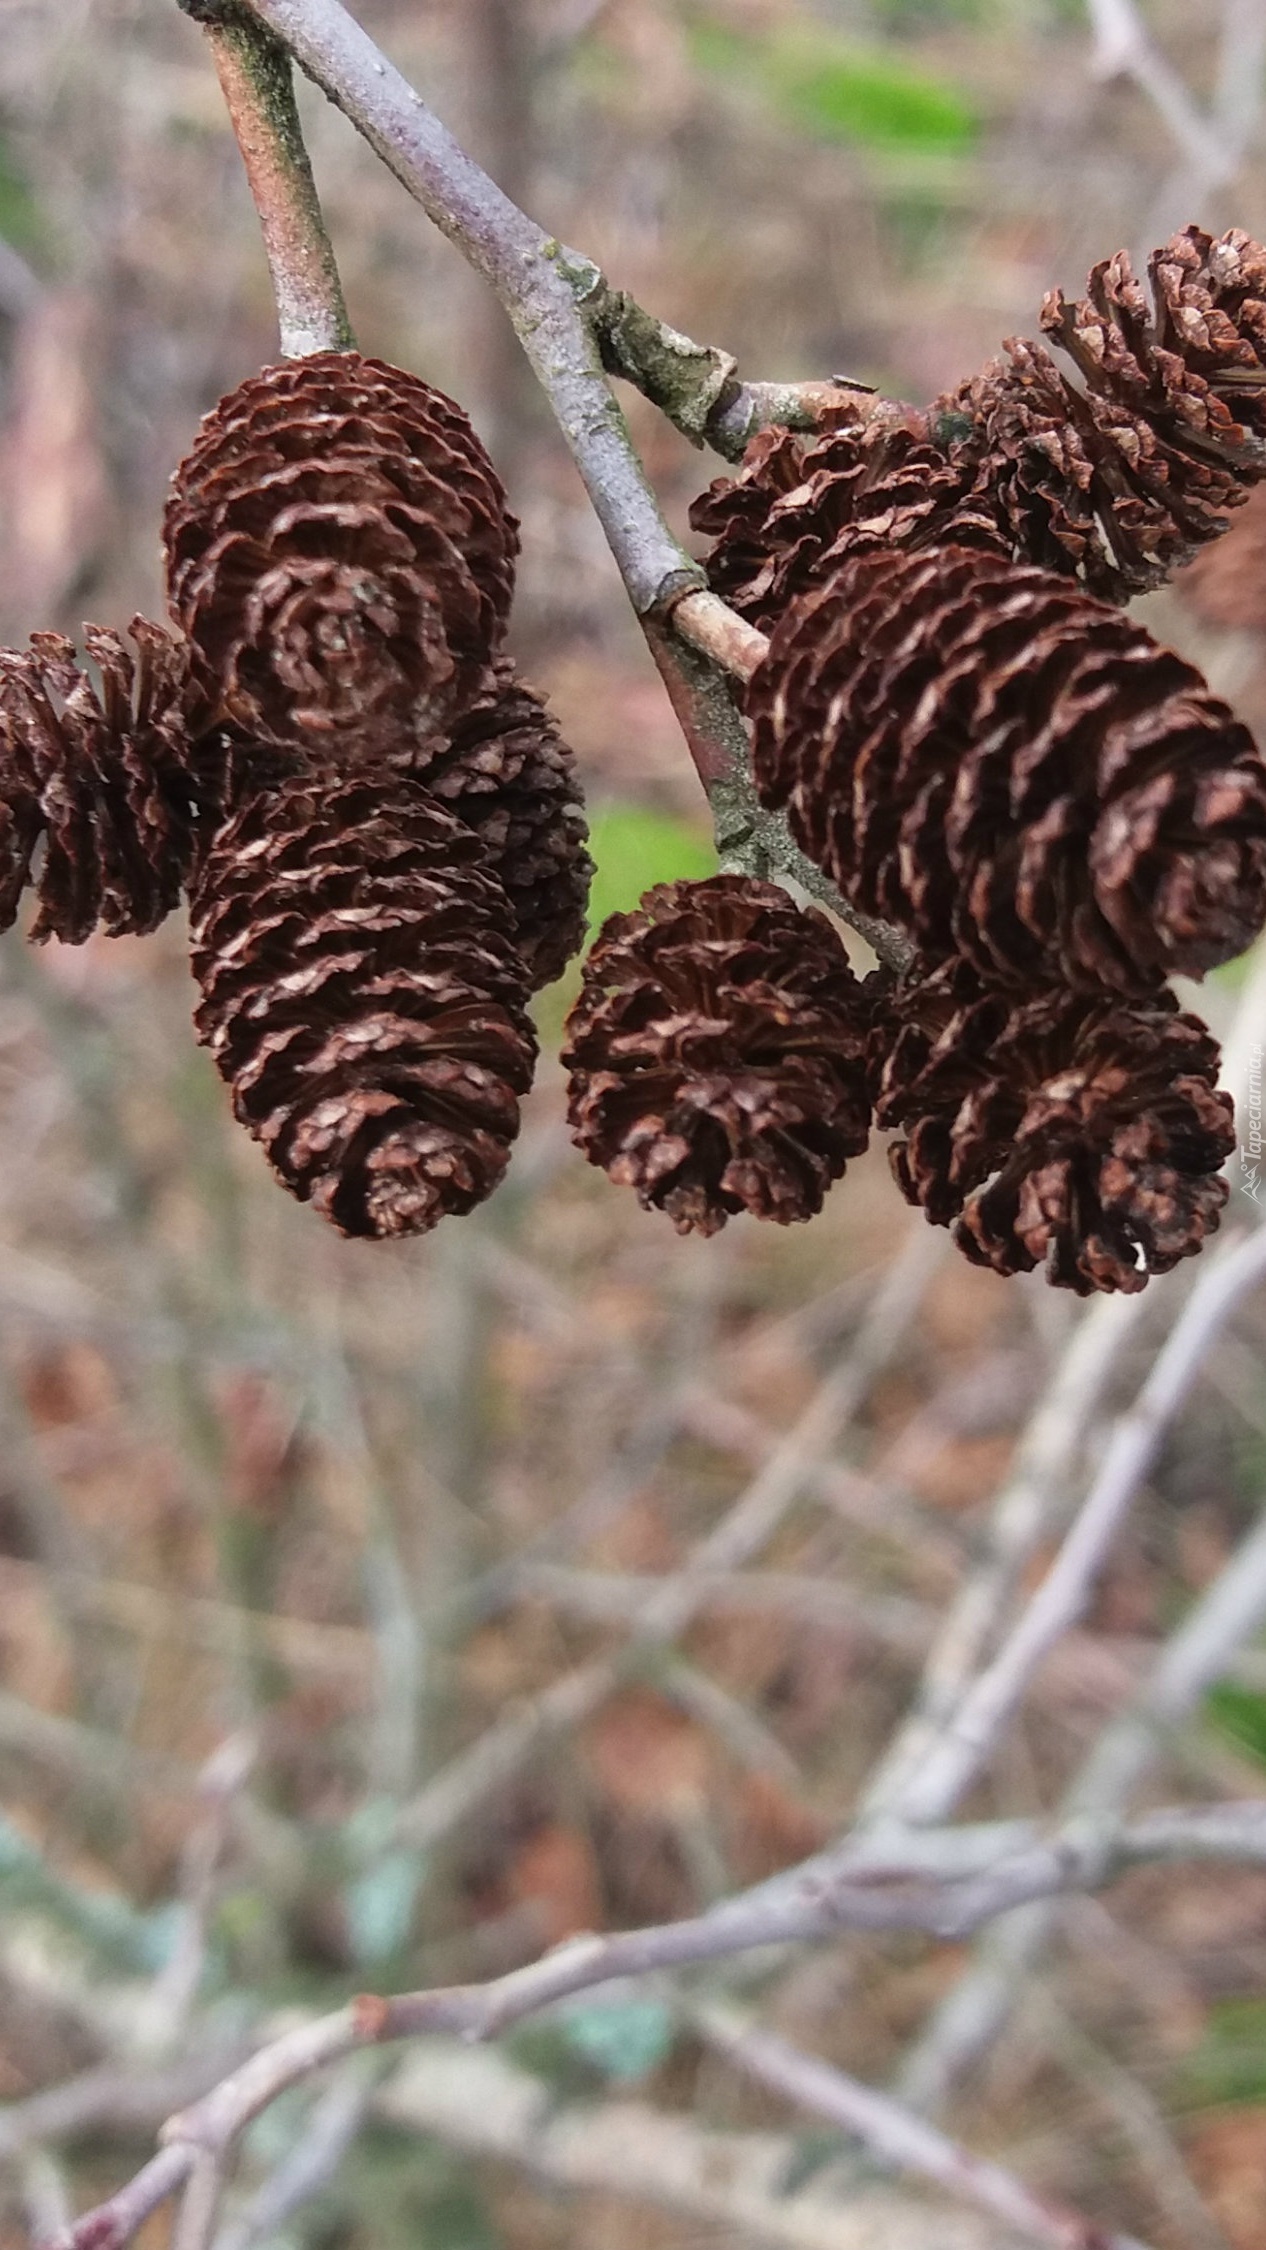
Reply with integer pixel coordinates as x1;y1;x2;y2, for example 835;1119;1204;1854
1244;1044;1264;1204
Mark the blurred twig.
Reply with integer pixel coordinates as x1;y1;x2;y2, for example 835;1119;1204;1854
694;2003;1153;2250
863;1224;1266;1831
899;1460;1266;2113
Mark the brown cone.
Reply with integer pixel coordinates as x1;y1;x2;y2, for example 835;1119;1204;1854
190;773;537;1239
563;875;874;1236
0;618;202;943
689;406;1005;631
164;352;519;763
417;659;592;990
871;957;1234;1294
749;544;1266;993
692;226;1266;614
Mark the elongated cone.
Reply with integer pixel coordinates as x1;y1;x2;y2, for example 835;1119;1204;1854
190;772;537;1239
692;225;1266;615
749;544;1266;993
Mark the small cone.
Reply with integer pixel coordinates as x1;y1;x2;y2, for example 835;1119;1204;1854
564;875;875;1236
871;957;1235;1294
164;351;519;762
0;618;201;942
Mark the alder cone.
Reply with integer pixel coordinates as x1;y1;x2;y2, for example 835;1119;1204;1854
563;875;873;1236
0;619;201;943
689;408;1005;631
419;660;592;990
190;774;537;1239
871;958;1234;1295
749;544;1266;993
164;352;519;762
693;225;1266;613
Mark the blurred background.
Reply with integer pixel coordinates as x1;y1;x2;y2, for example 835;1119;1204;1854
3;4;1266;2247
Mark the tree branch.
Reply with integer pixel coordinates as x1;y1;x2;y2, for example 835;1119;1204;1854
865;1223;1266;1831
190;6;352;355
695;2004;1152;2250
43;1796;1266;2250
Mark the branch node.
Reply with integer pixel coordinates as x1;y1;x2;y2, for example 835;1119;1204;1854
352;1992;392;2043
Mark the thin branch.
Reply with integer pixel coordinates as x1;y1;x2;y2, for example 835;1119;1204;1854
44;1794;1266;2250
578;267;889;460
868;1223;1266;1831
695;2005;1153;2250
211;2062;383;2250
171;2156;228;2250
859;1289;1152;1822
1085;0;1224;174
192;7;352;355
897;1449;1266;2113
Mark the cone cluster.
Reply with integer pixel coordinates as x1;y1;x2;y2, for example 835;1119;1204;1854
0;349;592;1238
691;225;1266;617
637;223;1266;1289
3;228;1264;1280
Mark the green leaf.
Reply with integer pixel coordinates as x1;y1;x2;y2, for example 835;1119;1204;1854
771;36;977;151
560;1996;677;2082
584;803;717;938
689;22;977;154
0;135;45;258
1182;1997;1266;2106
1207;1679;1266;1767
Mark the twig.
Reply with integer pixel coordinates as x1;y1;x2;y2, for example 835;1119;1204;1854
695;2004;1152;2250
374;2036;1006;2250
193;8;352;354
211;2060;384;2250
578;268;886;459
1085;0;1223;174
868;1225;1266;1830
171;2155;228;2250
897;1449;1266;2113
49;2145;195;2250
44;1793;1266;2250
140;1734;258;2052
860;1289;1151;1821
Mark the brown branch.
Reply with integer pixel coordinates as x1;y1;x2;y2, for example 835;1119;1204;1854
45;1797;1266;2250
695;2006;1150;2250
576;268;886;460
192;8;352;356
